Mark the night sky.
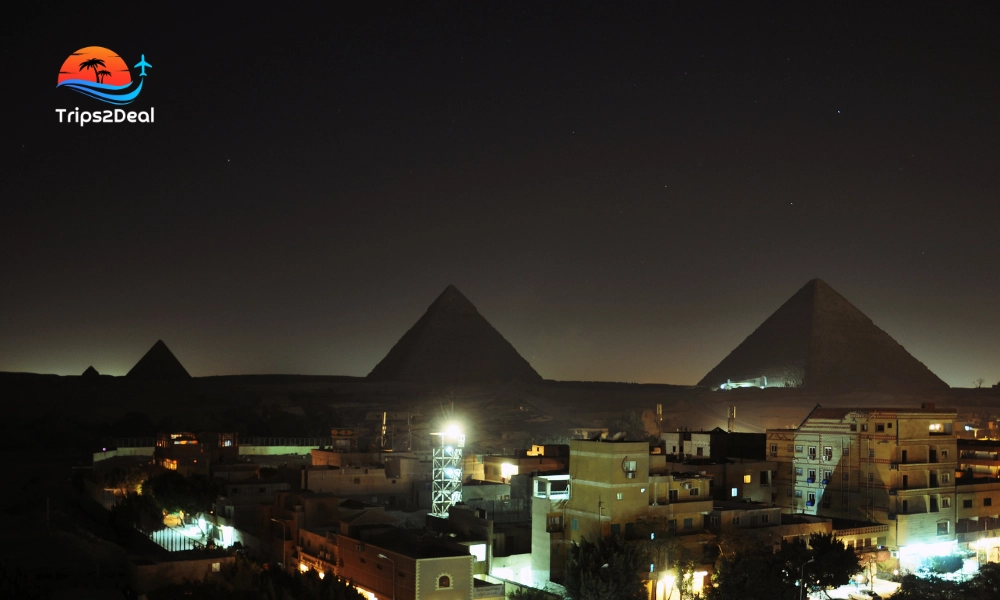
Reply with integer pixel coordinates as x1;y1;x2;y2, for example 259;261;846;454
2;3;997;386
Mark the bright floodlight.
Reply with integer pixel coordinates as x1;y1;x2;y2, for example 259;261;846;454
445;422;462;437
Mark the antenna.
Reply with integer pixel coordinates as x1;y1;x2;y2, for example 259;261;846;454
728;406;736;433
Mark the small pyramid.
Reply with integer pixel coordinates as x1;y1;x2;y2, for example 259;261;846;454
699;279;947;391
367;285;542;383
81;365;100;377
126;340;191;380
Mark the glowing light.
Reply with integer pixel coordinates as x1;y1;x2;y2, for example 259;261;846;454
500;463;518;479
445;423;462;438
300;563;309;573
221;525;234;547
318;572;325;579
899;540;958;560
470;543;487;562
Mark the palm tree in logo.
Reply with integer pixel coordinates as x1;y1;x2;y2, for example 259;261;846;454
96;70;112;84
79;57;106;83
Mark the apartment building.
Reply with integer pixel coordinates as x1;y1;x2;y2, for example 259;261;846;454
767;403;958;552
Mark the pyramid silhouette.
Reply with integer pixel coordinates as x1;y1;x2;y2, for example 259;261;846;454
81;365;100;377
699;279;947;391
126;340;191;380
367;285;542;383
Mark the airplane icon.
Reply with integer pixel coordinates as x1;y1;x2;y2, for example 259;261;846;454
134;54;152;77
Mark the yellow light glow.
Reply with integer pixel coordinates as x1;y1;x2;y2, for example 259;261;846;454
501;463;519;479
300;563;309;573
445;423;462;437
318;571;325;579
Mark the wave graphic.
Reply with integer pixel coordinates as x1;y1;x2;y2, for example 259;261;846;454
56;78;144;105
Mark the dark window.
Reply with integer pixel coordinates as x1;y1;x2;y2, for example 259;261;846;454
610;524;620;535
869;449;875;457
438;575;451;588
987;498;994;507
850;424;857;432
937;522;948;535
902;500;908;513
964;499;973;508
683;518;693;530
876;424;885;432
762;514;769;523
843;447;850;456
887;423;892;429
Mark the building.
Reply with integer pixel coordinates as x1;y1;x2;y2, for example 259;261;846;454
959;439;1000;477
154;431;239;476
660;428;766;461
767;403;958;555
337;528;483;600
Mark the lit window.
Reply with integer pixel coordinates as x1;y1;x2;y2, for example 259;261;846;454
616;493;623;500
795;490;803;498
743;475;751;484
795;445;803;452
731;487;738;497
929;423;943;432
796;468;803;475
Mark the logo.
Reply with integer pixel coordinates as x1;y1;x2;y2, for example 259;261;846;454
55;46;154;125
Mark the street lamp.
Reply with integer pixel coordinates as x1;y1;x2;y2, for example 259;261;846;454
799;557;815;600
270;518;289;569
378;553;396;600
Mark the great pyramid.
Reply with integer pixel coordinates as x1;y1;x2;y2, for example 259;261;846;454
367;285;543;383
699;279;948;391
81;365;100;377
126;340;192;380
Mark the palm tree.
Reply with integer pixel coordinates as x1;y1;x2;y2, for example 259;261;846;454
79;57;106;82
96;70;112;84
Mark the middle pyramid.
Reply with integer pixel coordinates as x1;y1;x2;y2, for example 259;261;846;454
367;285;543;384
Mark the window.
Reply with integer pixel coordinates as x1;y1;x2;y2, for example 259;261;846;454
929;423;943;432
902;500;908;513
808;492;816;503
547;516;563;530
731;487;738;497
212;562;221;573
942;473;950;484
843;447;850;456
942;498;951;508
795;490;803;498
788;444;794;452
610;524;620;535
942;449;949;458
760;471;770;485
771;444;778;454
796;467;803;476
668;519;677;532
571;518;579;531
986;498;993;507
868;473;874;481
762;514;769;523
861;424;868;432
624;460;637;473
964;499;973;508
824;447;833;460
888;423;892;429
876;424;885;432
696;447;704;456
843;472;849;481
808;470;816;480
616;493;623;501
669;490;678;502
937;522;949;535
808;446;817;459
850;424;857;432
795;445;803;452
823;471;831;482
683;518;693;530
743;475;752;484
438;575;451;589
733;516;740;525
690;488;699;496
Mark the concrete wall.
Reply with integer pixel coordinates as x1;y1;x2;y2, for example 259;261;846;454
240;445;315;456
416;556;474;600
93;446;154;463
131;555;235;594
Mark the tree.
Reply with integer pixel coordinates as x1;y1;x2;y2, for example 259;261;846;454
96;69;111;83
78;57;106;82
564;534;649;600
510;586;556;600
147;471;218;515
974;378;985;388
806;533;862;590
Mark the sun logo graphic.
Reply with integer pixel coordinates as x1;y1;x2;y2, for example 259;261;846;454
57;46;150;104
56;47;154;125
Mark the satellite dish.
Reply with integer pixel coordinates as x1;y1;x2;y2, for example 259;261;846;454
611;431;626;441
